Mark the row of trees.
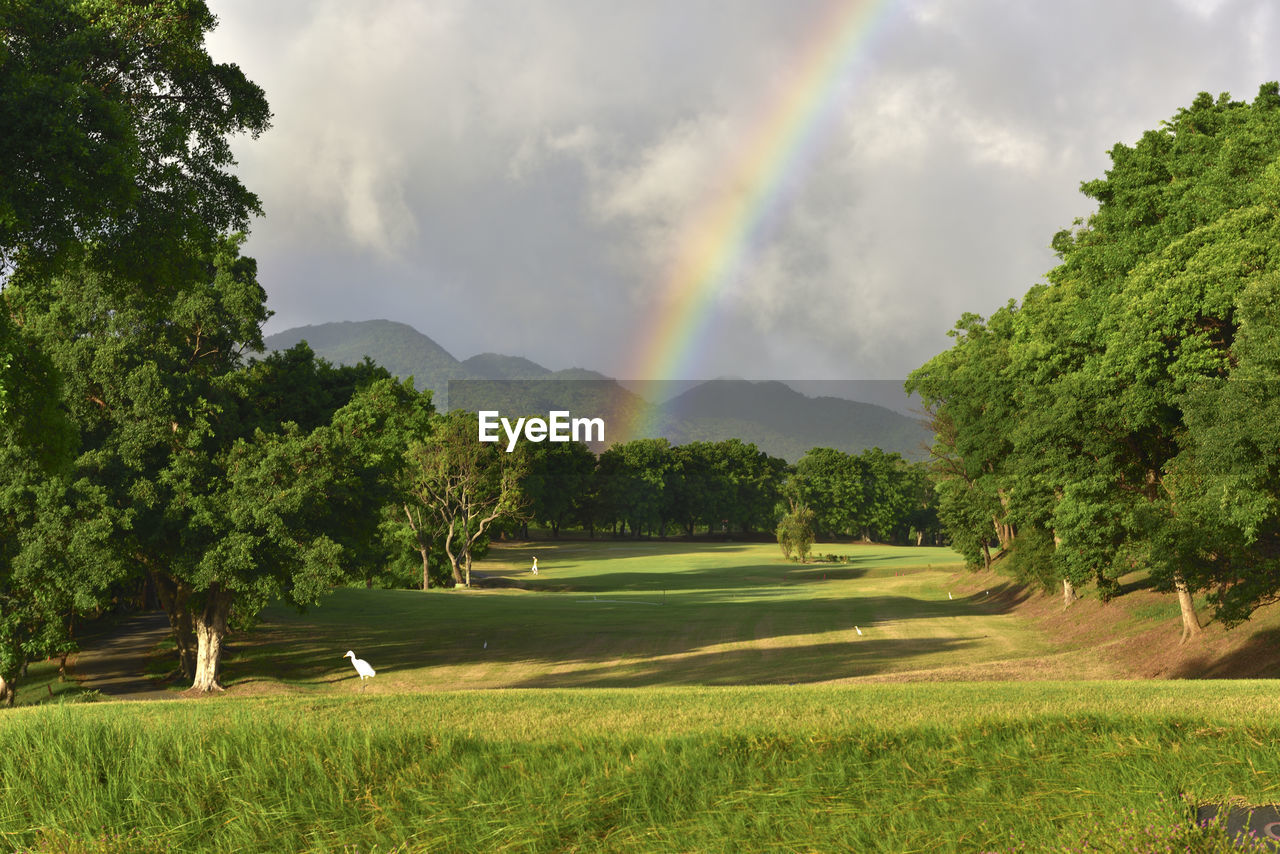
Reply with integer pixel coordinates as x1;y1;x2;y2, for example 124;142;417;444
908;83;1280;641
512;439;939;545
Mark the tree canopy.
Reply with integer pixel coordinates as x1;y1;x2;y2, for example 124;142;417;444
910;83;1280;635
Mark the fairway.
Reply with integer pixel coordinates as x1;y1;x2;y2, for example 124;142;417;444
232;542;1065;695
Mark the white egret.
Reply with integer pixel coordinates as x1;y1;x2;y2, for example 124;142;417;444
855;626;863;636
344;650;376;681
531;556;538;575
949;592;953;600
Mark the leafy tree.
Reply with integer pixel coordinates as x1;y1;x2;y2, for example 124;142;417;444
712;439;787;534
0;311;118;704
0;0;269;274
405;410;525;587
794;448;863;538
518;439;596;537
7;239;418;691
596;438;672;537
907;307;1019;561
776;502;815;562
913;83;1280;638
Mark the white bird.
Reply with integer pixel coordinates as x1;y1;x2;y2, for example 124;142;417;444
531;557;538;575
344;650;376;681
483;641;487;649
855;626;863;636
949;592;953;600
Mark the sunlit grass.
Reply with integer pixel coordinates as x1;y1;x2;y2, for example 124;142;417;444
234;542;1055;693
4;684;1280;852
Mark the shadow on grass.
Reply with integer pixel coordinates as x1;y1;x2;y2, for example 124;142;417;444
504;635;988;687
229;580;1031;687
1170;627;1280;679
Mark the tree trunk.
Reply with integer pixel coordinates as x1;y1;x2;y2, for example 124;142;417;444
1174;573;1203;643
0;673;15;707
1062;578;1077;608
420;545;430;591
152;571;197;680
915;530;924;547
464;551;472;588
190;587;233;693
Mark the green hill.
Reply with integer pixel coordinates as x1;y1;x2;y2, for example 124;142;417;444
264;320;468;404
264;320;930;460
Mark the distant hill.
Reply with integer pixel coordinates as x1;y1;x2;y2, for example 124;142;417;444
656;380;929;461
264;320;468;404
459;352;551;380
264;320;930;460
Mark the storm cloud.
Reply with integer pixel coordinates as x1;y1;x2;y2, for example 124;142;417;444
206;0;1279;382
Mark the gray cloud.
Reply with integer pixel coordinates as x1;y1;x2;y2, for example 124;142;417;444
206;0;1280;381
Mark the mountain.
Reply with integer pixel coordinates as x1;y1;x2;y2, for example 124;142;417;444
460;353;551;380
655;380;929;461
263;320;930;461
264;320;468;403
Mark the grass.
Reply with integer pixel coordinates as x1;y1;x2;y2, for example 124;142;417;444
232;542;1058;693
7;541;1280;851
4;685;1280;852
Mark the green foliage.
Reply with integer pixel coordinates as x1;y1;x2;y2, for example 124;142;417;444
4;237;428;688
0;0;270;274
596;438;673;536
404;410;525;586
517;439;596;536
912;83;1280;622
1004;524;1058;593
776;504;815;562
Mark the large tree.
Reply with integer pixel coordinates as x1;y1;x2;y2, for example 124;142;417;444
0;0;269;274
7;239;422;691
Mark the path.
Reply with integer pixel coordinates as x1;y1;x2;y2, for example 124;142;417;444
69;611;181;700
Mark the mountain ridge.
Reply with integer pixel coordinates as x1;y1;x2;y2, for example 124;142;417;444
263;319;929;461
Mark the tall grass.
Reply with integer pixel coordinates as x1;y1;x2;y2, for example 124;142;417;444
5;683;1280;852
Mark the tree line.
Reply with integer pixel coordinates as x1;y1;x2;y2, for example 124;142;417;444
908;83;1280;642
512;437;937;544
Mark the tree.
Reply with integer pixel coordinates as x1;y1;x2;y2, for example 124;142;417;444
776;500;815;563
794;448;862;538
911;83;1280;638
596;439;672;537
519;439;596;537
405;411;526;587
0;0;269;274
7;238;421;691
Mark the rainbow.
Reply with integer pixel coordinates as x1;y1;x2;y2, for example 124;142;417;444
620;0;899;440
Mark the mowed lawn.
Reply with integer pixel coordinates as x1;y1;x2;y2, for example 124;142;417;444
230;541;1055;694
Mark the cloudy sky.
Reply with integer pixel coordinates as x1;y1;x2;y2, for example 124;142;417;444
205;0;1277;384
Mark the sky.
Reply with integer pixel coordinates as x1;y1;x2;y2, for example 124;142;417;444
205;0;1279;385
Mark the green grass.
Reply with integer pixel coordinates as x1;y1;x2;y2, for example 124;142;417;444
7;541;1279;851
235;542;1055;692
3;684;1280;852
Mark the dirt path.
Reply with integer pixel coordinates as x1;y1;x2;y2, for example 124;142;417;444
69;611;182;700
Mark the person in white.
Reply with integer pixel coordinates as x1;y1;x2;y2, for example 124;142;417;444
531;556;538;575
